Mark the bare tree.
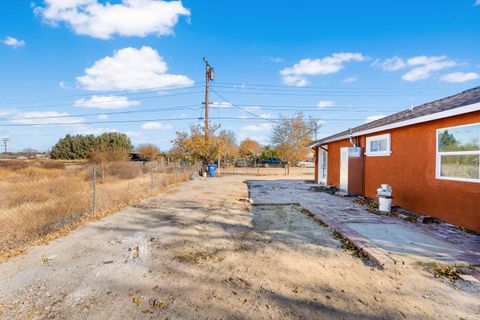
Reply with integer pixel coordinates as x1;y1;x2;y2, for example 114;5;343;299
271;113;317;163
217;130;239;162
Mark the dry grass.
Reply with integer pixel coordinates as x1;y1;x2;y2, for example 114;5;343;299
0;160;200;255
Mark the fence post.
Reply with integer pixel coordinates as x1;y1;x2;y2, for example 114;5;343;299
150;165;154;191
92;167;97;215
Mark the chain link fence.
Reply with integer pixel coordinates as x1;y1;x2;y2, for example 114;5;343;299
0;160;201;253
217;157;290;176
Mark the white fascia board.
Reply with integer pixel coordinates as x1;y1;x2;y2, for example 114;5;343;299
312;102;480;147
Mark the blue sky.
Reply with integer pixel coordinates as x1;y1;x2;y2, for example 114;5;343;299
1;0;480;152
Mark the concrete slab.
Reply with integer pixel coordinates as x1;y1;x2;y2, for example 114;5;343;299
247;179;480;268
345;222;467;264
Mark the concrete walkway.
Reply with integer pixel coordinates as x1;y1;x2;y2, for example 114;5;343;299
247;179;480;268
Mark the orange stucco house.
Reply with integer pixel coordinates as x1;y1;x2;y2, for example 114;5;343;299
309;87;480;232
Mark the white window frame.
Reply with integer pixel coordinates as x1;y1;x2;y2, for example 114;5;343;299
365;133;392;157
436;122;480;183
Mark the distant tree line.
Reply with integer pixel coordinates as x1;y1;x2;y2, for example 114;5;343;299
170;112;317;164
50;132;133;160
50;112;317;163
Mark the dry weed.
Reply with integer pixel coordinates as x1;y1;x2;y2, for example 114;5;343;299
0;161;201;257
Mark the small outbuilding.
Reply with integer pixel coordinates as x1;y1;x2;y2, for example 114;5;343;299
309;87;480;232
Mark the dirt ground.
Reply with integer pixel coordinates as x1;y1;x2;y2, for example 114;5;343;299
0;172;478;319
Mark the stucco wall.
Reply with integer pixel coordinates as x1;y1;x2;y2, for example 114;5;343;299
320;111;480;232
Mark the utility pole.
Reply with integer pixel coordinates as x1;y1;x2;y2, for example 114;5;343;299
314;122;319;140
203;57;214;143
1;138;9;153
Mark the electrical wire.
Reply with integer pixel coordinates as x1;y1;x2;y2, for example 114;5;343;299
0;84;203;105
0;104;201;121
210;89;439;97
210;88;278;124
0;90;204;110
0;80;451;108
0;117;372;127
213;81;453;92
209;104;401;112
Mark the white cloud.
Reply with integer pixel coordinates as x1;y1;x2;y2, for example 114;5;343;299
0;109;18;117
97;114;109;120
74;95;140;109
2;36;25;48
245;106;261;112
35;0;190;40
441;72;480;83
237;106;273;119
72;125;118;135
59;81;72;90
402;56;456;81
280;52;365;86
317;100;335;109
141;122;172;130
11;111;84;125
372;56;406;71
343;76;358;83
365;115;386;123
209;101;232;108
265;56;284;63
258;112;274;119
241;123;272;132
237;133;269;145
76;46;193;91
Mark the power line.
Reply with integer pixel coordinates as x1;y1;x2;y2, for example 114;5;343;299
208;104;402;112
0;84;203;105
213;81;454;92
211;89;443;97
0;101;401;123
0;80;458;107
1;81;450;108
0;117;374;128
0;104;201;121
210;89;278;124
0;90;204;110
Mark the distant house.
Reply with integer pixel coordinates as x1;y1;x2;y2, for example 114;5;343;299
309;87;480;232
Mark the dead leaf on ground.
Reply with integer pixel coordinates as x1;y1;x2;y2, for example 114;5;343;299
132;245;140;259
132;296;142;306
149;298;169;309
432;265;463;281
226;277;250;288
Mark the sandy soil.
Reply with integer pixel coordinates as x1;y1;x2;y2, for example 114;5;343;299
0;173;478;319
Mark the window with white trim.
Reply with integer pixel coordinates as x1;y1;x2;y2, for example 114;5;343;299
365;134;391;156
436;123;480;182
